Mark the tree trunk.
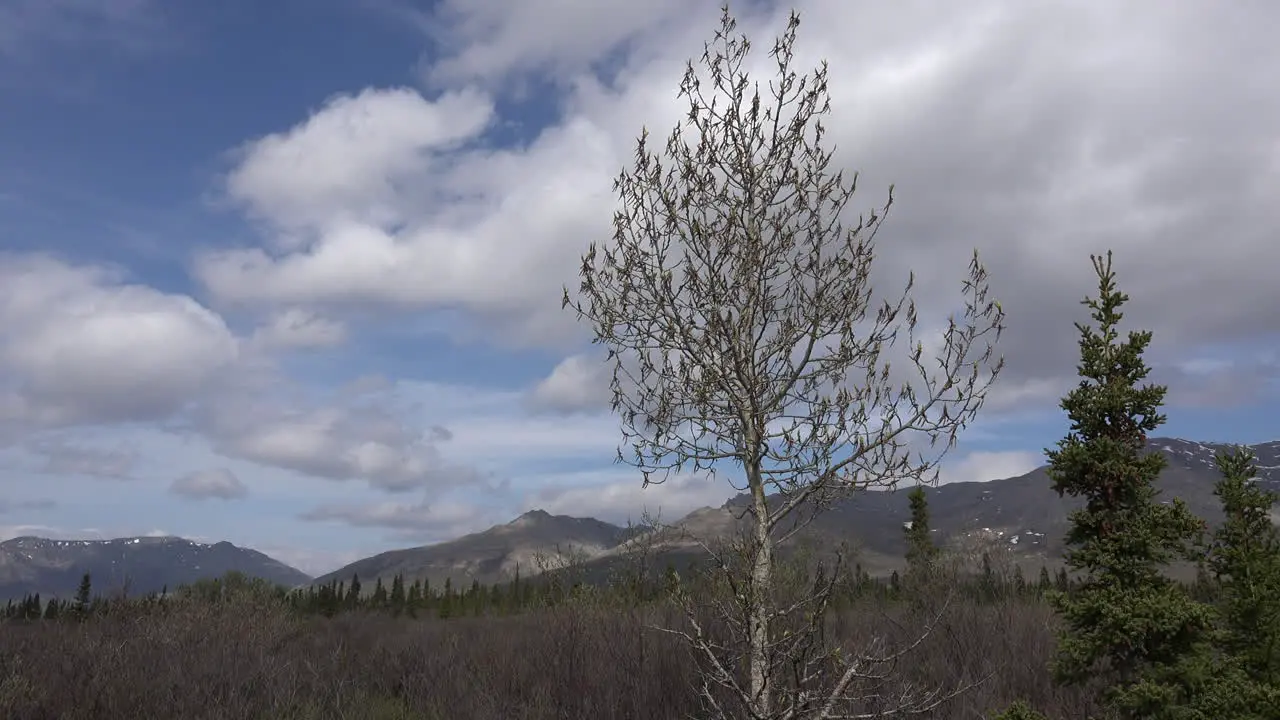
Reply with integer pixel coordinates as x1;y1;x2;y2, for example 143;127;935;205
747;458;774;718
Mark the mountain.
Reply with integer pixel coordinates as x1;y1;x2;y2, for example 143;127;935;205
610;437;1280;577
313;509;633;589
0;536;312;601
320;437;1280;589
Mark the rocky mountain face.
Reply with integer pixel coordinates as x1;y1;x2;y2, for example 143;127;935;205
312;509;634;589
0;536;312;601
316;437;1280;589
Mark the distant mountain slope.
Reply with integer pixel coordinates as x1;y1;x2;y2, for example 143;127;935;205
320;437;1280;588
313;510;631;589
0;536;312;601
613;437;1280;576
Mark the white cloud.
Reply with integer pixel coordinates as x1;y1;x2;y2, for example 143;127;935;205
523;468;732;526
0;254;238;437
198;90;624;348
9;0;1280;567
249;308;347;350
299;495;501;543
198;389;486;493
938;450;1043;486
170;468;249;501
443;410;621;465
223;86;495;234
200;0;1280;392
413;0;700;88
526;353;611;414
26;436;138;479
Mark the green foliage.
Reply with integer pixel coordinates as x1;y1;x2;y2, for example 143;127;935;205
1208;446;1280;684
346;573;361;609
988;699;1049;720
74;572;91;617
389;573;406;616
904;485;938;579
1045;251;1214;717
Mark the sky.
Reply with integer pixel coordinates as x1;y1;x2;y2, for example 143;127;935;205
0;0;1277;576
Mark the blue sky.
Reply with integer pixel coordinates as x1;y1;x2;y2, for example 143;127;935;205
1;0;1277;575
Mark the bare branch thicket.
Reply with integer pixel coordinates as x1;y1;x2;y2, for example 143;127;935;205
564;4;1004;719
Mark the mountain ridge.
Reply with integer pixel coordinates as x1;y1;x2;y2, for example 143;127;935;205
313;437;1280;588
0;535;312;601
4;436;1276;600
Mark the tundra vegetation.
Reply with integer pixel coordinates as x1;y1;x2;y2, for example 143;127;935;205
2;5;1276;720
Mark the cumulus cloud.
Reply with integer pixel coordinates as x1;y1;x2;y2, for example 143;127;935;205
299;496;500;543
10;0;1280;562
249;308;347;350
409;0;700;88
26;436;138;479
937;450;1044;486
1154;353;1280;410
198;0;1280;410
0;254;239;438
197;88;623;348
222;86;494;233
526;353;611;414
170;468;249;501
196;390;485;493
524;469;732;526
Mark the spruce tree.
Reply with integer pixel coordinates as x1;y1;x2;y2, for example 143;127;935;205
439;577;453;619
390;573;406;615
903;484;938;580
1208;446;1280;684
407;579;422;615
75;573;91;606
1045;251;1214;718
347;573;362;609
1055;567;1070;594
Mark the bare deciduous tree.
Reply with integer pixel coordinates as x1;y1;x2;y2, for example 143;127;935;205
563;5;1005;718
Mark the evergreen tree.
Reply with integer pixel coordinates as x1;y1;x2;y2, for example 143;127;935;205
372;577;388;608
1038;565;1052;594
469;579;483;616
903;485;938;579
75;572;92;618
347;573;362;609
1055;567;1070;594
1208;446;1280;684
406;580;422;618
390;573;406;615
74;571;92;604
438;577;453;619
1045;251;1215;718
